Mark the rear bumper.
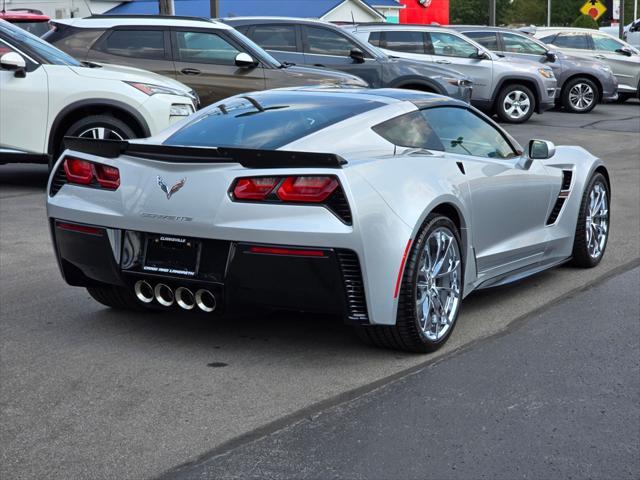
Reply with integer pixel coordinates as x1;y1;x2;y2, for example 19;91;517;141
50;220;370;324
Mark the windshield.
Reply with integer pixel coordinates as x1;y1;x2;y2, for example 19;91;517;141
165;92;383;149
0;19;81;66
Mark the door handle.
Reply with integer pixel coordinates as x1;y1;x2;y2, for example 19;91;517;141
313;63;326;67
435;59;452;64
181;68;201;75
594;54;606;59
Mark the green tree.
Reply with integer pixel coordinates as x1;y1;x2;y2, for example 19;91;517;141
449;0;511;25
572;13;600;28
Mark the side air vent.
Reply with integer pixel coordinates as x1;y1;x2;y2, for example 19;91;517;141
547;170;573;225
325;188;353;225
49;164;67;196
335;249;369;324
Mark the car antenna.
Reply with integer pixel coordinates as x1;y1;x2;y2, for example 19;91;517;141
1;0;6;14
351;11;356;31
81;0;93;16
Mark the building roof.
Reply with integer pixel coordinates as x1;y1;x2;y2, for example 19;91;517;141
369;0;404;8
107;0;387;19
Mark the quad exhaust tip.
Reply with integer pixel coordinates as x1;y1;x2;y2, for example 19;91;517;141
195;289;216;313
175;287;195;310
133;282;216;312
134;280;154;303
154;283;174;307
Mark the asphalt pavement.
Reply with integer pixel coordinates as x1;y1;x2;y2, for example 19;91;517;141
1;102;639;480
165;265;640;480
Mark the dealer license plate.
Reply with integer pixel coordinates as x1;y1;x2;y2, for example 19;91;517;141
143;234;200;277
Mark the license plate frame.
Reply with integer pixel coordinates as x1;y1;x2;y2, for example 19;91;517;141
142;234;201;278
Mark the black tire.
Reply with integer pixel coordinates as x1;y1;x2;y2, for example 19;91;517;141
571;172;610;268
561;77;599;113
354;214;464;353
62;114;137;152
495;84;536;123
87;285;152;311
615;93;632;103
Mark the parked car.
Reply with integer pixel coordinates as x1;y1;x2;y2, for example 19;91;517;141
531;27;640;102
599;20;640;48
341;23;557;123
43;15;368;107
47;87;610;352
452;26;618;113
0;19;197;168
221;17;474;103
0;8;51;36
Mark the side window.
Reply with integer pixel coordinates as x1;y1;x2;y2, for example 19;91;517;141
368;31;382;47
501;32;547;54
250;25;297;52
428;32;479;58
100;29;165;59
463;31;498;50
592;34;624;52
552;33;590;50
175;31;240;65
234;25;251;36
380;31;425;54
421;107;517;159
372;111;444;151
305;26;361;56
0;39;16;56
539;34;557;44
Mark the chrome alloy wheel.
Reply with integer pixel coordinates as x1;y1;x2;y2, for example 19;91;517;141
586;182;609;259
416;228;462;341
503;90;531;120
569;83;595;111
78;127;125;140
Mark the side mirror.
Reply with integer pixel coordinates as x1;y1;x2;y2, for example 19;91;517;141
235;52;257;68
0;52;26;78
615;47;633;57
474;48;489;59
528;139;555;160
349;48;365;64
545;50;557;62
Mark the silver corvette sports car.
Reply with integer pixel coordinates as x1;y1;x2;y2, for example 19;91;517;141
46;88;610;352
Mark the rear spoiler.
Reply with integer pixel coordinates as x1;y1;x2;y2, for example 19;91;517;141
63;137;347;169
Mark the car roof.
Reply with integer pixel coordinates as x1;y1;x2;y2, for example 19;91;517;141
264;86;469;109
449;25;524;33
51;14;232;30
345;23;458;34
0;10;50;21
222;16;336;27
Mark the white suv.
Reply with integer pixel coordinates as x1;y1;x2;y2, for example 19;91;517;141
0;19;198;168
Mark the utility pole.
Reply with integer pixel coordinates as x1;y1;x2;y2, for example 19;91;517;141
619;0;625;40
210;0;219;18
489;0;496;26
159;0;174;15
547;0;551;26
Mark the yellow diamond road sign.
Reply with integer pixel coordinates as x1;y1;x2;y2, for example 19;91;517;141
580;0;607;20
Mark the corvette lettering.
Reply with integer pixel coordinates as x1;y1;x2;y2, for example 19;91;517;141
140;213;193;222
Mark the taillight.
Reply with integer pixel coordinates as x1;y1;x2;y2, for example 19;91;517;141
233;177;279;200
63;157;93;185
95;164;120;190
231;175;338;203
230;175;350;224
277;176;338;203
62;157;120;191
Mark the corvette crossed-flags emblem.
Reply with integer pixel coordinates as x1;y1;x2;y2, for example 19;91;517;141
157;176;186;199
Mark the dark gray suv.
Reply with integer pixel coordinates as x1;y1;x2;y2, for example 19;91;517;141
454;26;619;113
222;17;473;103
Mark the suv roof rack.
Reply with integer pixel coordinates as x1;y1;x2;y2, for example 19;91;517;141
86;14;214;23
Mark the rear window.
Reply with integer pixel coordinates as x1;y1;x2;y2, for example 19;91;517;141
463;31;498;50
164;93;383;149
250;25;297;52
552;33;590;50
100;29;165;59
372;110;444;151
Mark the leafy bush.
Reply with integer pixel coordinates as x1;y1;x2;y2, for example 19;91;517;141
572;14;599;29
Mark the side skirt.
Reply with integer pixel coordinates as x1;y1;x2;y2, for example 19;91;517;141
476;256;572;290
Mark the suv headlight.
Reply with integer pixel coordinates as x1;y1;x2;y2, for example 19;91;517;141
125;81;188;97
538;68;555;79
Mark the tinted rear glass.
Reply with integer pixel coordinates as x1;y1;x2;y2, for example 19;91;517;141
552;33;589;49
381;31;425;54
251;25;297;52
164;93;383;149
101;29;165;58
